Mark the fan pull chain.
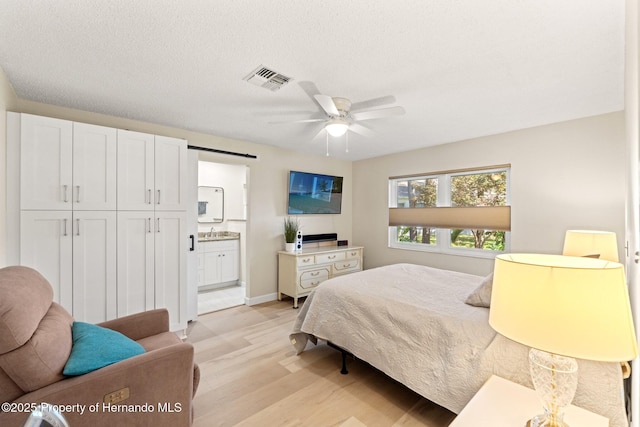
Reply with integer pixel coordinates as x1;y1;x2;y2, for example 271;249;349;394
326;132;330;156
345;131;349;153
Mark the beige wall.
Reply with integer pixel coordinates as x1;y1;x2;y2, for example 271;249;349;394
353;112;626;276
4;96;626;295
0;67;18;267
8;100;353;302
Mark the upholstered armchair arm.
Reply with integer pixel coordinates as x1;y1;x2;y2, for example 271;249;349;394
98;309;170;341
3;342;195;427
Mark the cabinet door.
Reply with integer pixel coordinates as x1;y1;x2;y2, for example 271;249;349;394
20;211;73;312
219;249;239;283
204;251;220;285
73;123;117;210
154;136;187;211
117;211;155;317
117;129;154;210
154;211;187;331
20;114;73;210
72;211;117;323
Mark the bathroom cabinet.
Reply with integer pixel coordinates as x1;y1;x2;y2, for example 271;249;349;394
198;238;240;289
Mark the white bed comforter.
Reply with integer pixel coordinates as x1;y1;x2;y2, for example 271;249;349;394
290;263;627;427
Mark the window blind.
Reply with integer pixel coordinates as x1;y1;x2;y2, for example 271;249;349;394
388;205;511;231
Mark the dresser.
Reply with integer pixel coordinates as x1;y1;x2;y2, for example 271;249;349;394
277;245;364;308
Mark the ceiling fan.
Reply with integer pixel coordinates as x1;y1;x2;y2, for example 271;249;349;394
270;82;405;141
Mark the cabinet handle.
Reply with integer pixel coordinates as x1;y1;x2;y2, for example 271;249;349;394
76;218;80;236
328;255;336;259
63;218;68;236
311;271;319;276
302;258;311;263
63;185;69;203
157;189;161;205
75;185;81;203
147;218;152;233
156;218;160;233
147;189;152;204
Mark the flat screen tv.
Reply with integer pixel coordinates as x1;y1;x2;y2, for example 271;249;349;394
287;170;343;214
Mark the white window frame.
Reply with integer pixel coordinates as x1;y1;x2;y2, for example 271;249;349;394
388;167;510;259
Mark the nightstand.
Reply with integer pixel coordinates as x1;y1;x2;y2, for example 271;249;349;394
449;375;608;426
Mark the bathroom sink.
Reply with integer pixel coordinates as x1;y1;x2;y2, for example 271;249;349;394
197;231;240;241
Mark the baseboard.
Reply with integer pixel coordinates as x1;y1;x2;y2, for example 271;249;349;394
245;292;278;306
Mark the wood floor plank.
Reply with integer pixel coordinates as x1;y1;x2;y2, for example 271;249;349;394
187;300;455;426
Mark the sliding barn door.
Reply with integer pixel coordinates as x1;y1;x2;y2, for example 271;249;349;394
625;1;640;426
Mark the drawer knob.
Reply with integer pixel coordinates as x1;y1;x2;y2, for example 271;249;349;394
328;255;336;259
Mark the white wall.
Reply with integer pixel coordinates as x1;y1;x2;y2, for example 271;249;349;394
353;112;626;276
0;67;18;267
198;161;246;227
9;99;353;302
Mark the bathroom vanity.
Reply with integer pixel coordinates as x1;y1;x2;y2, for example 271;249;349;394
197;231;240;290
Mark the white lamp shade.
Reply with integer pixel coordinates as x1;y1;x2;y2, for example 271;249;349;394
562;230;619;262
325;119;349;137
489;253;638;361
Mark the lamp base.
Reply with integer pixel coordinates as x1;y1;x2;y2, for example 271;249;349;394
526;415;569;427
528;349;578;427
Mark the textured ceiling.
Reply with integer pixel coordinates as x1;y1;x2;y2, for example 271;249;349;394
0;1;625;160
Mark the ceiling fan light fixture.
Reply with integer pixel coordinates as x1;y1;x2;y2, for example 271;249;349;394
325;119;349;137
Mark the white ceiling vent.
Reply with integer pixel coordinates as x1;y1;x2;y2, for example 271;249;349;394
244;65;292;91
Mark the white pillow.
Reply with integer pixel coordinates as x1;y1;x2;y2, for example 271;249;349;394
465;272;493;308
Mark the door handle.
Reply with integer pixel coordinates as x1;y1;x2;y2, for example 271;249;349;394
189;235;195;251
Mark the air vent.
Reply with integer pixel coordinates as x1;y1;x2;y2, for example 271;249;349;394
244;65;292;91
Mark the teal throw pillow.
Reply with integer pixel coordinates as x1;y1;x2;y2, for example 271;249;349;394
63;322;145;376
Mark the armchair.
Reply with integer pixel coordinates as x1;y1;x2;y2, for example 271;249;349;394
0;266;199;427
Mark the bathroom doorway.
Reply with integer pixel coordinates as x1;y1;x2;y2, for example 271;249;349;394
193;160;248;315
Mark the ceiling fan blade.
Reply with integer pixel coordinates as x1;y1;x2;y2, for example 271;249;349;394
349;123;375;137
350;95;396;112
268;118;326;124
298;81;322;100
314;94;340;116
351;106;405;121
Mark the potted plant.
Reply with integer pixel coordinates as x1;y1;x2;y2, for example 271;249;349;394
283;216;300;252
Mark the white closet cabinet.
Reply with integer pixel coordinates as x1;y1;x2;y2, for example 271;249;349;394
10;112;188;332
20;114;116;211
117;211;187;332
19;211;73;310
20;210;117;323
117;130;187;211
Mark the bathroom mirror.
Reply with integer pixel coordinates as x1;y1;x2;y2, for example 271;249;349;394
198;186;224;223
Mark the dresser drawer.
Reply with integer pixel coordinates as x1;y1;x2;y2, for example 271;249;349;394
333;259;361;274
345;249;362;259
296;255;316;267
316;251;345;264
299;268;329;290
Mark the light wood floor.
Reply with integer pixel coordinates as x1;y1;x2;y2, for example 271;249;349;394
186;299;456;427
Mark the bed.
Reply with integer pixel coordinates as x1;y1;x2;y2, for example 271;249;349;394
290;263;628;427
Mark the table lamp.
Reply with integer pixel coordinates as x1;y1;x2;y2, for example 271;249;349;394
562;230;618;262
489;253;637;427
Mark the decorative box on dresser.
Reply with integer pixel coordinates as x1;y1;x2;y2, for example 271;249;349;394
278;245;363;308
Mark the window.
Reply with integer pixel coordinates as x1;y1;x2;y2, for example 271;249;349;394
388;166;510;258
